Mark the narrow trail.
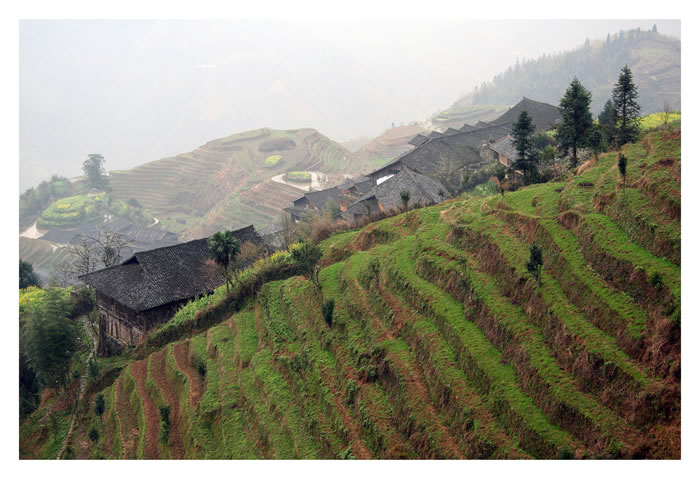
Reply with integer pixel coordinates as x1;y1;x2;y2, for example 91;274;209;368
173;342;204;409
57;316;97;459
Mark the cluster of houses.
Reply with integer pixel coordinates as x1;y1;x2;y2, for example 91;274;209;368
284;97;561;222
80;97;560;355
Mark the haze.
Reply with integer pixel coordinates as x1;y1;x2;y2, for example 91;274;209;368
19;19;680;190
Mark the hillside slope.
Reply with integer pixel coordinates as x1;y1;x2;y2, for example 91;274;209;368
441;29;679;121
107;127;356;239
22;126;680;459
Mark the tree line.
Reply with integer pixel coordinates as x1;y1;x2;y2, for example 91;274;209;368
509;65;642;186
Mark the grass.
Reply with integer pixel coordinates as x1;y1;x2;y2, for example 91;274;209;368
22;122;680;459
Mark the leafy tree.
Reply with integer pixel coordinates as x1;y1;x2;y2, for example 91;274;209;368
20;260;41;289
526;244;544;286
617;154;628;199
555;77;593;169
291;241;323;290
611;65;641;147
21;288;79;390
400;190;411;211
511;110;537;182
324;198;341;220
82;153;107;190
207;230;241;294
94;393;105;418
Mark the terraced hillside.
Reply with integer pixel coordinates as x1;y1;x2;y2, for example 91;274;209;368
107;128;356;239
23;126;680;459
354;125;429;171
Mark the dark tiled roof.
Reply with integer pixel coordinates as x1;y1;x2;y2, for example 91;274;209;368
493;97;561;132
230;224;266;247
408;134;430;147
460;124;479;132
490;135;517;160
428;131;445;138
444;127;462;135
79;225;264;312
300;187;344;210
40;229;79;244
344;170;445;216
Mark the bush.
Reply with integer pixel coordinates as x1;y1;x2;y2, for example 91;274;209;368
89;428;99;442
94;393;105;418
322;298;335;328
159;405;171;443
264;155;282;167
345;379;359;406
650;271;664;291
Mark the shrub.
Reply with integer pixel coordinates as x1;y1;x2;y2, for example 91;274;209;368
322;298;335;328
345;379;359;406
650;271;664;291
89;428;99;442
94;393;105;418
264;155;282;167
526;244;543;286
159;405;171;443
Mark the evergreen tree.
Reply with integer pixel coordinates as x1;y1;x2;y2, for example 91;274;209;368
555;77;593;169
598;99;616;145
511;110;537;182
400;190;411;211
20;260;41;289
611;65;641;147
618;154;628;199
526;244;544;286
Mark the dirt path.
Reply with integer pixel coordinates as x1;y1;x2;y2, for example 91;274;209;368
57;316;97;459
20;221;46;239
150;350;185;459
129;360;160;459
173;341;204;409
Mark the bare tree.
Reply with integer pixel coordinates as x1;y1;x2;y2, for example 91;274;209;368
280;212;300;250
86;230;129;267
67;237;99;276
49;260;76;287
662;101;673;130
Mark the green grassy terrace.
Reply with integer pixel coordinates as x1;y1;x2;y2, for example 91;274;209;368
21;123;680;459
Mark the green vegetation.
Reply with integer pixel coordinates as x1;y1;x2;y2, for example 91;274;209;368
264;155;282;167
20;122;679;459
36;192;148;230
286;171;312;182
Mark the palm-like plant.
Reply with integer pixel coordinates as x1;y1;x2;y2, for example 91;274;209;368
207;231;240;293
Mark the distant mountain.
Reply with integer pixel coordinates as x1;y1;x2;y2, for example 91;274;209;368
445;28;680;118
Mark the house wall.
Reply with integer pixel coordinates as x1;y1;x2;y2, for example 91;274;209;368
96;291;191;355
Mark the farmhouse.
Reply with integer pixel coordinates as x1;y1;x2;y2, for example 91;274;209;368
80;225;265;355
490;135;518;167
342;169;445;221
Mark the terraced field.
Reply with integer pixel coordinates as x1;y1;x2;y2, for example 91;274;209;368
107;128;357;239
354;125;429;171
23;126;680;459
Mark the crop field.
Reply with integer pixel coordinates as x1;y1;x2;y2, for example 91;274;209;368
23;125;680;459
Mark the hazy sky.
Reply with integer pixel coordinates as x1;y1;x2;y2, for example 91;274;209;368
19;19;680;190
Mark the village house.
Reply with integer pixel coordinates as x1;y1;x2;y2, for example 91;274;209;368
80;225;265;355
342;169;445;221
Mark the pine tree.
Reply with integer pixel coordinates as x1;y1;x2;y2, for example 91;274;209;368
618;154;628;199
611;65;641;147
555;77;593;169
511;110;537;182
598;99;616;145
